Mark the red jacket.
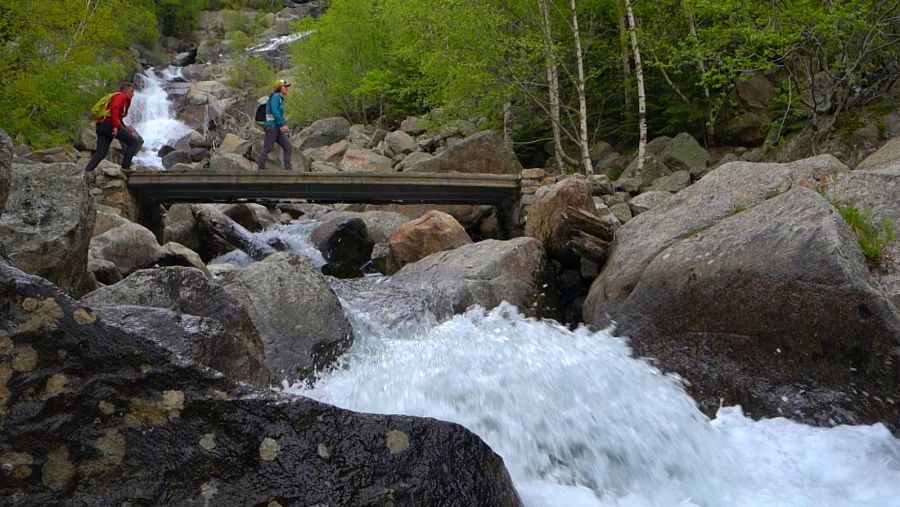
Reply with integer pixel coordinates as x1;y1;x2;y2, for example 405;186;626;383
97;92;131;129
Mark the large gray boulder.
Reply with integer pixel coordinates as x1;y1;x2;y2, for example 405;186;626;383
0;258;522;507
405;130;523;174
828;148;900;307
340;148;395;173
855;137;900;172
589;155;849;312
384;237;559;321
88;222;162;277
0;162;95;296
293;116;352;150
220;253;353;380
658;132;710;179
95;305;269;386
584;155;900;430
81;268;264;383
163;203;202;252
0;129;12;216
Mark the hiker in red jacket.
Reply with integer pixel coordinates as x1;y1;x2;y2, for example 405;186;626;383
84;82;144;172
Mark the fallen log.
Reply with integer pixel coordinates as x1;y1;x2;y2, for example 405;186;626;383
568;231;610;265
191;204;277;261
562;206;615;242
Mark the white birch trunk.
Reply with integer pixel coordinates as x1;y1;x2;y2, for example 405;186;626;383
538;0;565;171
617;10;632;112
570;0;594;175
684;2;715;142
624;0;647;177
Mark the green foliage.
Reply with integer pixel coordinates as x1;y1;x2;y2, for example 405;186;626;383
0;0;142;147
833;200;896;266
156;0;208;37
227;56;276;97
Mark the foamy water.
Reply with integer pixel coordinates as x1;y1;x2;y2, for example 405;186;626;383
287;301;900;507
130;68;194;168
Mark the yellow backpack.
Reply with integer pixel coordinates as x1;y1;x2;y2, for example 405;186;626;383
90;92;120;121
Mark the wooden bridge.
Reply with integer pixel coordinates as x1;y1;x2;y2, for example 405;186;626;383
127;170;524;233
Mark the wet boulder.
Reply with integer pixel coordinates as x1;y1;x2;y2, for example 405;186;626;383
81;267;264;382
524;176;596;266
310;215;374;277
385;237;559;321
219;253;353;381
0;258;522;507
95;305;270;386
387;210;472;273
0;162;95;296
584;155;900;430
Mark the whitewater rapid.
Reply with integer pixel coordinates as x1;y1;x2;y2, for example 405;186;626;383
130;68;194;168
288;303;900;507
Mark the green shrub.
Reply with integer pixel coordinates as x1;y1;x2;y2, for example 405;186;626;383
833;200;896;266
227;56;276;98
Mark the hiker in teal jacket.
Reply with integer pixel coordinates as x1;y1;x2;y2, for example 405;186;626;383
257;79;293;171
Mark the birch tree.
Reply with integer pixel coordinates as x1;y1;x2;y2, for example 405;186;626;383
624;0;647;176
569;0;594;174
538;0;567;170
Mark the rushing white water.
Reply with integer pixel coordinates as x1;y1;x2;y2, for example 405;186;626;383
287;303;900;507
247;30;314;53
200;179;900;506
209;220;326;267
130;68;193;168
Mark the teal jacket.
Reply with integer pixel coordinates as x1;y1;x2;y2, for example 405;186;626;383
264;93;286;128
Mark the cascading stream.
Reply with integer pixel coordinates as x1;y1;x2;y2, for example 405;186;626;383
129;68;193;168
241;222;900;507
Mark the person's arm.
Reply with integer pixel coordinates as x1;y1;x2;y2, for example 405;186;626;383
271;94;286;127
108;93;125;133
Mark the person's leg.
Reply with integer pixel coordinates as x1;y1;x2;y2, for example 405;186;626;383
257;127;278;170
84;122;113;172
117;128;140;169
275;130;293;170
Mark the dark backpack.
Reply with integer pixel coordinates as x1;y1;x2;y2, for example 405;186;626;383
254;93;274;122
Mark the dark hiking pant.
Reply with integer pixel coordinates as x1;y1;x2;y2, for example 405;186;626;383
257;126;293;171
84;121;143;172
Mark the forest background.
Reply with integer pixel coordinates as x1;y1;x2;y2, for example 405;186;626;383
1;0;897;171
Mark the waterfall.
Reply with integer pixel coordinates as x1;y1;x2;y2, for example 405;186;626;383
225;221;900;507
130;68;194;169
290;302;900;507
247;30;314;53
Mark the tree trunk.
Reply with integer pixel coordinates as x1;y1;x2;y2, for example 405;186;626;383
624;0;647;177
570;0;594;175
538;0;566;171
503;96;513;150
617;9;633;113
568;232;611;265
684;1;715;143
563;206;616;241
191;204;277;261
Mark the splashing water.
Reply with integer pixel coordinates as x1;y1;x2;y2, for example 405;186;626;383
247;30;314;53
130;68;194;168
288;303;900;507
209;220;326;267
